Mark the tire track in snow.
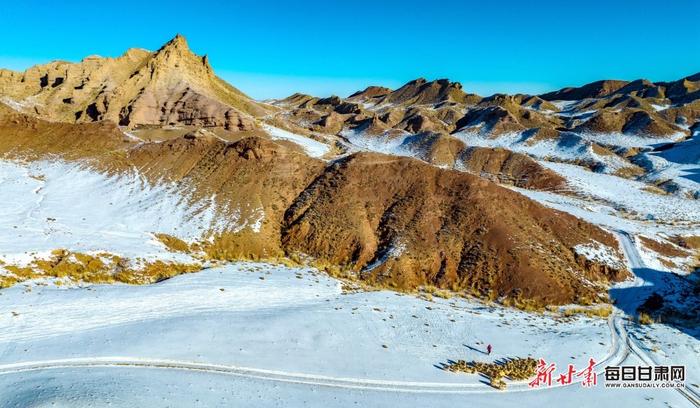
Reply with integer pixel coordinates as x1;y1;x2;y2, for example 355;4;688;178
0;354;632;395
613;231;700;407
0;357;517;394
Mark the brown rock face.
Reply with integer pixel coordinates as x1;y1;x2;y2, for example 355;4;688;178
348;86;392;101
0;104;131;158
282;152;627;305
122;132;326;258
137;88;256;130
540;80;630;101
381;78;481;106
573;109;685;136
0;107;627;305
458;147;567;190
0;35;268;130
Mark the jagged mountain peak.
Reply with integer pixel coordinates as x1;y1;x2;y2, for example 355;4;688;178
148;34;212;76
164;33;188;48
383;77;478;106
348;86;392;100
154;34;195;57
540;79;630;101
0;34;268;128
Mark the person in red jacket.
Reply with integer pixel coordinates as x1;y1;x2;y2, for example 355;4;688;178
487;344;492;355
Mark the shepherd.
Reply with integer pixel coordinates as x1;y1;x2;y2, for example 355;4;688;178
486;344;492;355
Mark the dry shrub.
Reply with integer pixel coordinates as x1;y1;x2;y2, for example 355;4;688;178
154;233;191;252
638;312;655;325
503;296;546;313
114;261;201;284
0;249;201;287
562;305;613;318
422;285;453;299
200;231;282;261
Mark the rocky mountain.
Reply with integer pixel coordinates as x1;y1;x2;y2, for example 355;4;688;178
276;73;698;142
272;69;699;190
0;35;269;130
0;103;627;305
282;152;624;304
541;73;700;104
539;79;631;101
3;36;699;306
348;78;482;106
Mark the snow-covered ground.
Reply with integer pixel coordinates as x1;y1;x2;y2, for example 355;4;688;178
262;124;331;158
635;131;700;198
540;161;700;224
0;157;698;406
0;160;224;266
0;263;692;407
610;232;700;404
453;130;635;173
340;127;413;156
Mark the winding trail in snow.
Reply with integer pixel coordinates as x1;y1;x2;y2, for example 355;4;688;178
0;349;630;395
613;231;700;407
0;277;637;397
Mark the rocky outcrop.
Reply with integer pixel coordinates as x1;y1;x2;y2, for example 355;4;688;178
458;147;567;190
0;35;268;130
348;86;392;101
380;78;481;106
573;109;687;136
540;80;630;101
282;152;627;305
0;106;628;305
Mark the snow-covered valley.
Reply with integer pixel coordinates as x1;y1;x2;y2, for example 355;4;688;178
0;157;698;406
0;261;696;407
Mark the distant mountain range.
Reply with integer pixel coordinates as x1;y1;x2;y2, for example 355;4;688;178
2;35;697;306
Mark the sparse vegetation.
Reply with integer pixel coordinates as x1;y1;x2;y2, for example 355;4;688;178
639;236;690;258
637;312;655;325
0;249;201;288
502;296;546;313
154;233;191;252
640;185;669;195
422;285;453;299
561;305;613;319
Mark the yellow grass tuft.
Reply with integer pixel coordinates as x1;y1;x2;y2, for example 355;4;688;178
0;250;201;288
562;305;613;319
637;312;655;325
154;233;191;252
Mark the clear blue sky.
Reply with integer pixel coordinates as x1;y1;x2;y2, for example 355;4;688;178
1;0;699;99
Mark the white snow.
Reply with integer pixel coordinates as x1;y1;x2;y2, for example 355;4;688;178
574;241;625;269
453;130;634;174
651;104;670;112
340;127;412;156
633;131;700;198
0;153;698;406
262;124;331;158
0;260;694;406
540;161;700;224
0;159;251;264
0;262;640;406
550;100;579;111
576;131;686;148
